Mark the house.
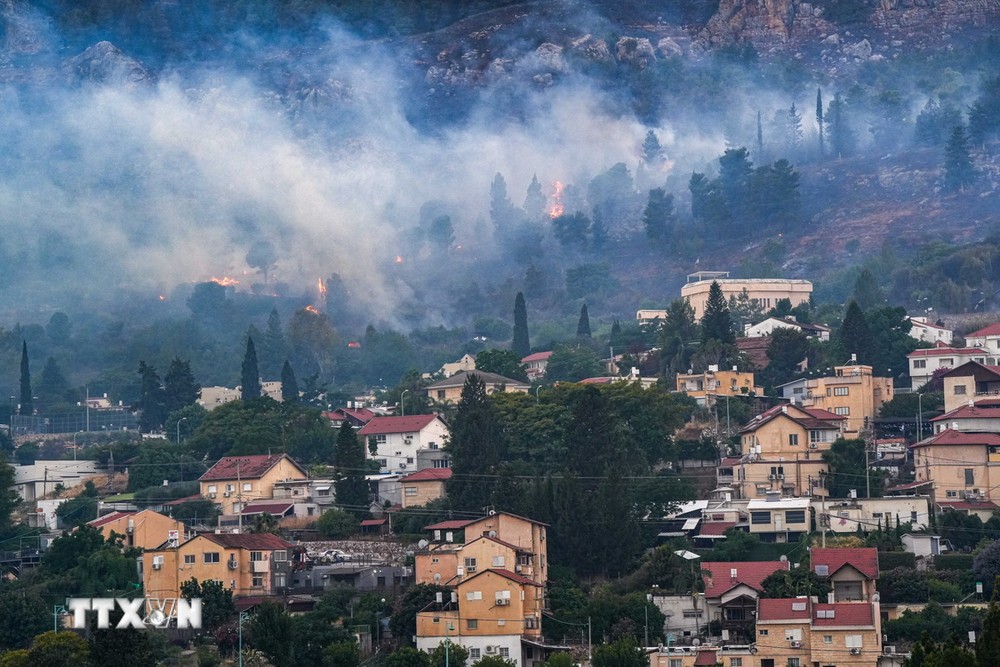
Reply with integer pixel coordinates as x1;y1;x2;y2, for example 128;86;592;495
963;322;1000;352
521;352;553;381
907;344;991;390
931;398;1000;434
400;468;453;508
777;363;893;435
735;337;773;370
812;496;930;534
88;509;186;551
680;271;813;321
425;371;530;404
810;548;879;602
755;597;881;667
12;460;101;502
907;316;953;345
143;532;295;603
324;406;376;429
198;382;283;410
902;533;946;558
940;361;1000;413
700;560;791;644
746;495;810;542
438;354;478;378
636;309;669;326
911;429;1000;505
676;366;763;406
198;454;308;515
272;478;337;507
358;414;450;474
745;317;831;342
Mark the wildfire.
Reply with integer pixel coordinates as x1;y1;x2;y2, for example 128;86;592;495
210;276;240;286
395;255;404;264
158;295;166;301
305;305;320;315
548;181;564;219
317;277;328;299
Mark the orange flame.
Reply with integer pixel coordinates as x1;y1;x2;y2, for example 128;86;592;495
548;181;564;219
210;276;240;286
317;277;328;299
305;305;320;315
395;255;404;264
158;295;166;301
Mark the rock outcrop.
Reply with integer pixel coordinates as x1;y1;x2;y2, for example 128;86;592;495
64;41;151;89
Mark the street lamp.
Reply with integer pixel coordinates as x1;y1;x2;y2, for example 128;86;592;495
53;604;66;632
177;417;188;444
917;392;924;440
72;431;84;461
534;385;542;404
238;611;250;667
400;390;410;417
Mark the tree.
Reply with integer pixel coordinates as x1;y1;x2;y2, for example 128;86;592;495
446;374;507;510
977;596;1000;667
642;188;675;243
317;508;358;538
387;648;430;667
242;335;262;401
0;590;48;651
88;609;161;667
334;422;370;515
852;268;884;311
163;358;200;416
974;541;1000;599
170;498;220;523
785;103;803;152
136;361;166;432
46;312;71;345
944;125;976;191
428;215;455;248
19;341;32;416
545;345;603;382
816;87;825;157
490;173;518;236
180;578;234;631
281;360;300;403
246;240;278;284
250;601;294;667
323;641;359;667
577;304;592;338
512;292;530;358
762;328;811;387
0;459;18;535
591;638;646;667
429;641;468;667
390;584;452;643
969;75;1000;146
524;175;547;221
826;93;855;158
260;308;287;379
551;212;590;246
36;356;70;404
475;349;528;382
26;631;90;667
822;438;882;498
642;130;664;167
760;568;831;599
837;301;872;364
472;658;516;667
701;281;735;345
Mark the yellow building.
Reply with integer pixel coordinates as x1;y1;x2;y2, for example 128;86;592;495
401;468;453;508
143;532;294;602
88;509;186;551
756;598;881;667
941;361;1000;413
198;454;308;515
675;367;763;406
680;272;813;321
779;364;893;435
911;429;1000;506
425;371;530;404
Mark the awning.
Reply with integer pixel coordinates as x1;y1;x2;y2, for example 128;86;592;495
314;486;331;492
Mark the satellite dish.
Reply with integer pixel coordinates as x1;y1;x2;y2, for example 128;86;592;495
780;555;788;562
418;539;429;549
434;573;441;582
692;639;701;647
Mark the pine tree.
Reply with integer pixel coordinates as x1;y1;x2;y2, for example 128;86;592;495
512;292;530;358
334;422;371;516
838;301;873;364
642;187;675;242
446;374;506;510
701;281;735;345
37;357;69;404
18;341;31;416
944;125;976;192
816;87;825;157
577;304;592;338
137;361;167;432
827;93;855;158
642;130;664;167
786;103;803;152
523;175;547;221
851;268;885;310
489;172;517;236
280;361;299;403
756;110;764;161
241;335;262;401
163;358;200;416
260;308;286;379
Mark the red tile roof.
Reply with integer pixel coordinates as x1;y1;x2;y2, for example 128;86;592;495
465;534;529;553
579;377;614;384
937;500;1000;512
911;429;1000;449
694;651;719;666
425;519;476;531
735;337;771;369
462;567;542;587
89;511;135;528
967;323;1000;338
931;402;1000;421
201;533;294;550
802;407;846;422
360;518;388;526
240;502;294;516
522;351;553;363
702;561;790;597
720;457;743;467
200;454;304;481
887;479;933;492
812;602;874;627
810;547;878;580
324;407;376;423
400;468;453;483
162;494;205;506
697;522;738;537
757;598;812;622
909;347;985;357
740;404;841;433
359;414;441;436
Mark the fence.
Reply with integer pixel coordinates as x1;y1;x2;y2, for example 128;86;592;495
10;410;139;435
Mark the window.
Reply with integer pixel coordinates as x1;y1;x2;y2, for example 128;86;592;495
226;484;235;492
431;558;439;564
788;434;799;446
464;557;477;573
845;635;862;648
374;434;387;444
786;660;800;667
208;485;217;493
792;387;803;394
682;609;703;618
492;556;506;567
243;482;252;492
751;511;771;524
940;358;954;366
668;660;682;667
250;551;264;561
204;553;220;563
469;650;480;660
810;430;828;444
466;591;483;601
833;386;849;396
823;635;832;644
405;487;418;496
815;565;829;576
759;629;769;636
966;469;975;485
497;619;506;627
252;575;263;587
955;384;967;395
499;648;509;658
433;459;450;468
466;619;478;630
437;390;446;399
730;660;743;667
913;359;927;369
786;510;806;524
274;573;286;589
816;609;835;619
184;555;195;565
406;457;414;464
911;511;918;523
274;550;287;562
946;490;958;498
376;459;387;468
834;407;850;416
785;629;802;641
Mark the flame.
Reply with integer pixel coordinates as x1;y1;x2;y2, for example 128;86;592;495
210;276;240;286
317;277;328;299
305;305;320;315
548;181;564;219
395;255;404;264
158;295;166;301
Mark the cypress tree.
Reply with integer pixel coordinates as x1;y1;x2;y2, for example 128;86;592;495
446;374;506;510
756;109;764;160
241;335;262;401
163;358;200;416
334;421;371;516
280;361;299;403
577;304;592;338
816;87;825;157
944;125;976;191
18;341;31;416
701;281;735;345
838;300;873;364
137;361;167;432
512;292;530;358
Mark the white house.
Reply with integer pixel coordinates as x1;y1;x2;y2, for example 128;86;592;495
930;399;1000;434
907;316;953;345
13;460;101;501
358;414;450;474
812;496;930;534
521;351;552;381
964;323;1000;352
744;317;831;342
746;495;811;542
907;344;992;390
901;533;946;558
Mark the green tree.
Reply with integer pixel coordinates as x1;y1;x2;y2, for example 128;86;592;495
163;358;200;416
564;385;622;477
475;349;528;382
389;584;453;645
261;308;287;379
180;578;234;631
642;130;664;167
37;356;70;404
323;641;360;667
334;422;370;516
591;638;645;667
387;647;431;667
0;589;48;650
19;341;32;416
822;438;882;498
446;374;507;510
701;281;735;345
242;335;262;401
126;445;204;491
281;361;299;403
88;610;161;667
0;459;19;535
472;657;516;667
136;360;166;432
27;631;90;667
545;345;602;382
657;299;698;379
429;641;468;667
512;292;530;358
551;212;590;247
170;498;220;523
576;304;592;338
250;601;294;667
316;508;359;538
816;87;824;157
852;268;885;311
760;568;831;599
0;650;29;667
762;328;811;388
827;92;855;158
944;125;976;191
837;301;872;364
969;75;1000;146
524;175;547;222
977;595;1000;667
490;172;518;236
786;103;803;151
642;188;675;243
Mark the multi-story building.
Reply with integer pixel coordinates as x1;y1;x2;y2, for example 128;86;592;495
812;497;930;534
400;468;453;508
931;398;1000;433
680;271;813;321
88;509;186;551
700;560;790;644
143;532;294;603
198;382;283;410
941;361;1000;413
907;344;991;390
746;496;811;542
12;460;101;502
521;352;553;381
676;367;763;406
907;316;953;345
358;414;450;474
744;317;831;342
324;406;376;429
755;597;881;667
198;454;308;515
778;364;893;435
911;429;1000;506
425;371;530;404
809;548;878;602
963;323;1000;352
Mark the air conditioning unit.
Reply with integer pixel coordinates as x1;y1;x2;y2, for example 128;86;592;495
210;493;217;499
223;491;231;497
884;646;896;655
152;562;162;570
400;463;407;470
769;475;777;481
789;640;801;648
228;559;238;570
515;565;523;573
850;648;861;655
496;599;510;606
127;519;134;533
485;646;497;654
809;443;818;449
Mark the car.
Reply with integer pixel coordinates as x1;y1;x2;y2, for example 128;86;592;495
318;549;353;564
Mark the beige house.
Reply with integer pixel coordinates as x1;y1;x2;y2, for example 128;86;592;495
400;467;452;508
778;364;893;435
198;454;308;515
747;496;811;542
680;271;813;321
88;509;186;551
911;429;1000;505
425;371;530;404
941;361;1000;413
755;597;881;667
675;367;763;406
931;398;1000;434
810;548;879;602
